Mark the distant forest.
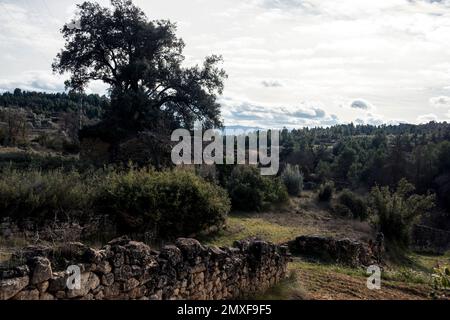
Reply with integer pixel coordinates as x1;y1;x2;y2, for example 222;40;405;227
278;122;450;218
0;89;109;119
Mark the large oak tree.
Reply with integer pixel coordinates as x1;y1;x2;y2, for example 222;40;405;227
53;0;227;142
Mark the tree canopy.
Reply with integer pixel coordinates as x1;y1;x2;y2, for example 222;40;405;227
53;0;227;137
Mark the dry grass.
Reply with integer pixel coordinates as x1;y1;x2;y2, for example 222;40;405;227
203;191;449;300
287;259;433;300
204;191;374;247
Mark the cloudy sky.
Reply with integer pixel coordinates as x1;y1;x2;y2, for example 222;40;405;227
1;0;450;128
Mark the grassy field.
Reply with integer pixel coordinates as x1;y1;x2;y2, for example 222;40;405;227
204;191;450;300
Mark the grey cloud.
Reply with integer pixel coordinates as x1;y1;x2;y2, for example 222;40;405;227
350;99;372;110
261;80;283;88
430;96;450;108
0;71;66;93
223;100;338;128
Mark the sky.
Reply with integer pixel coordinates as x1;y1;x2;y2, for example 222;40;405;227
1;0;450;128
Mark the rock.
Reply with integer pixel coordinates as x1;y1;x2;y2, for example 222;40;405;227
48;272;69;293
29;257;53;284
287;235;374;267
160;245;182;265
0;276;29;300
176;238;205;261
103;283;121;298
40;292;55;300
101;273;115;287
12;289;39;300
96;261;112;274
0;265;29;280
108;236;131;246
66;272;100;299
36;281;49;293
122;278;140;292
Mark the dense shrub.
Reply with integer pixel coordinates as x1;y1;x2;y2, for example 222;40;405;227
318;181;334;202
226;166;288;211
369;179;435;246
0;167;230;239
0;168;95;222
337;189;368;220
96;168;231;238
281;164;304;196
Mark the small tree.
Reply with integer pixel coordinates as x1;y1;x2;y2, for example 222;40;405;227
337;189;368;221
0;108;28;146
318;181;334;202
281;164;304;196
369;178;435;246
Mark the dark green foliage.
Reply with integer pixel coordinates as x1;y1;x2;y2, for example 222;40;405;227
226;166;288;211
0;167;231;239
333;203;352;218
0;90;107;120
337;190;368;220
96;169;230;238
369;179;435;246
318;182;334;202
0;168;96;222
281;164;304;196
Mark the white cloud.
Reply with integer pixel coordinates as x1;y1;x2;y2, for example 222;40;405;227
0;71;65;93
446;109;450;118
417;113;438;123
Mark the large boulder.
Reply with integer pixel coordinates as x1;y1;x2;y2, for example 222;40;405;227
29;257;53;284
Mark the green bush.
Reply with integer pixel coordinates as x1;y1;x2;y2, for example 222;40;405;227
337;189;368;220
0;167;231;240
333;203;352;218
432;265;450;291
0;168;95;222
318;181;334;202
96;168;230;238
281;164;304;196
227;166;288;211
369;179;435;246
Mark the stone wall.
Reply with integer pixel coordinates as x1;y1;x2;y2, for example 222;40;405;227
287;234;384;267
0;237;289;300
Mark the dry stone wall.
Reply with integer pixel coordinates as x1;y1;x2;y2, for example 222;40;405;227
287;234;384;267
0;237;289;300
